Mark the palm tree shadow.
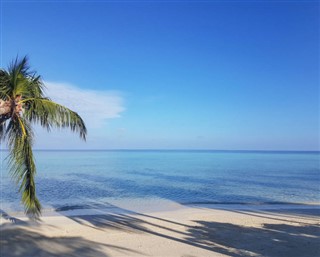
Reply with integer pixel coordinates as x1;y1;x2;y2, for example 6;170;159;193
59;203;320;257
0;209;27;225
0;207;141;257
0;226;144;257
65;204;220;253
69;213;148;233
185;220;320;257
0;227;110;257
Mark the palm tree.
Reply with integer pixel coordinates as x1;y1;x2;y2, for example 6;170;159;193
0;56;87;219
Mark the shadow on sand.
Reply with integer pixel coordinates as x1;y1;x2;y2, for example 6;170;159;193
1;205;320;257
0;208;140;257
64;204;320;257
0;227;110;257
186;220;320;257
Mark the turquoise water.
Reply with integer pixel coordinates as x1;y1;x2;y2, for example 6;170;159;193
1;150;319;212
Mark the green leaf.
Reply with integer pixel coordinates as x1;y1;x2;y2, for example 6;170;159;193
0;56;87;218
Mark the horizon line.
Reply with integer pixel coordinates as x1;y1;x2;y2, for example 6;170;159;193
0;148;319;153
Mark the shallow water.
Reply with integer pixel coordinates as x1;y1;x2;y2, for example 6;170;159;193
1;150;319;212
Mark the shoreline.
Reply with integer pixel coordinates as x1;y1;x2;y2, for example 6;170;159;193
2;200;320;219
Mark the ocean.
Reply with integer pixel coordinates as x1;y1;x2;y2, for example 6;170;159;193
1;150;319;213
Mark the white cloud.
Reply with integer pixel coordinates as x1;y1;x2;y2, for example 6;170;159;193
44;81;125;128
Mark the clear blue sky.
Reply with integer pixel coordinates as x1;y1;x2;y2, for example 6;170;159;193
1;0;319;150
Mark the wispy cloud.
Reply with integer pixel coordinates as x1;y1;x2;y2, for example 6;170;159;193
44;82;125;128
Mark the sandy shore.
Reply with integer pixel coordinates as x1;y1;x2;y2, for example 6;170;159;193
1;204;319;257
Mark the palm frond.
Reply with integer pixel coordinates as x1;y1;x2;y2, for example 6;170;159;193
0;69;12;100
8;57;28;96
6;56;43;98
23;98;87;140
14;74;45;100
6;116;41;219
1;56;87;218
9;56;30;79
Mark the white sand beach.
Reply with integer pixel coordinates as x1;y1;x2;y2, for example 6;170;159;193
1;204;319;257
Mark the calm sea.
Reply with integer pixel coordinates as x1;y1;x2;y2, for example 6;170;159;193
1;150;319;212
